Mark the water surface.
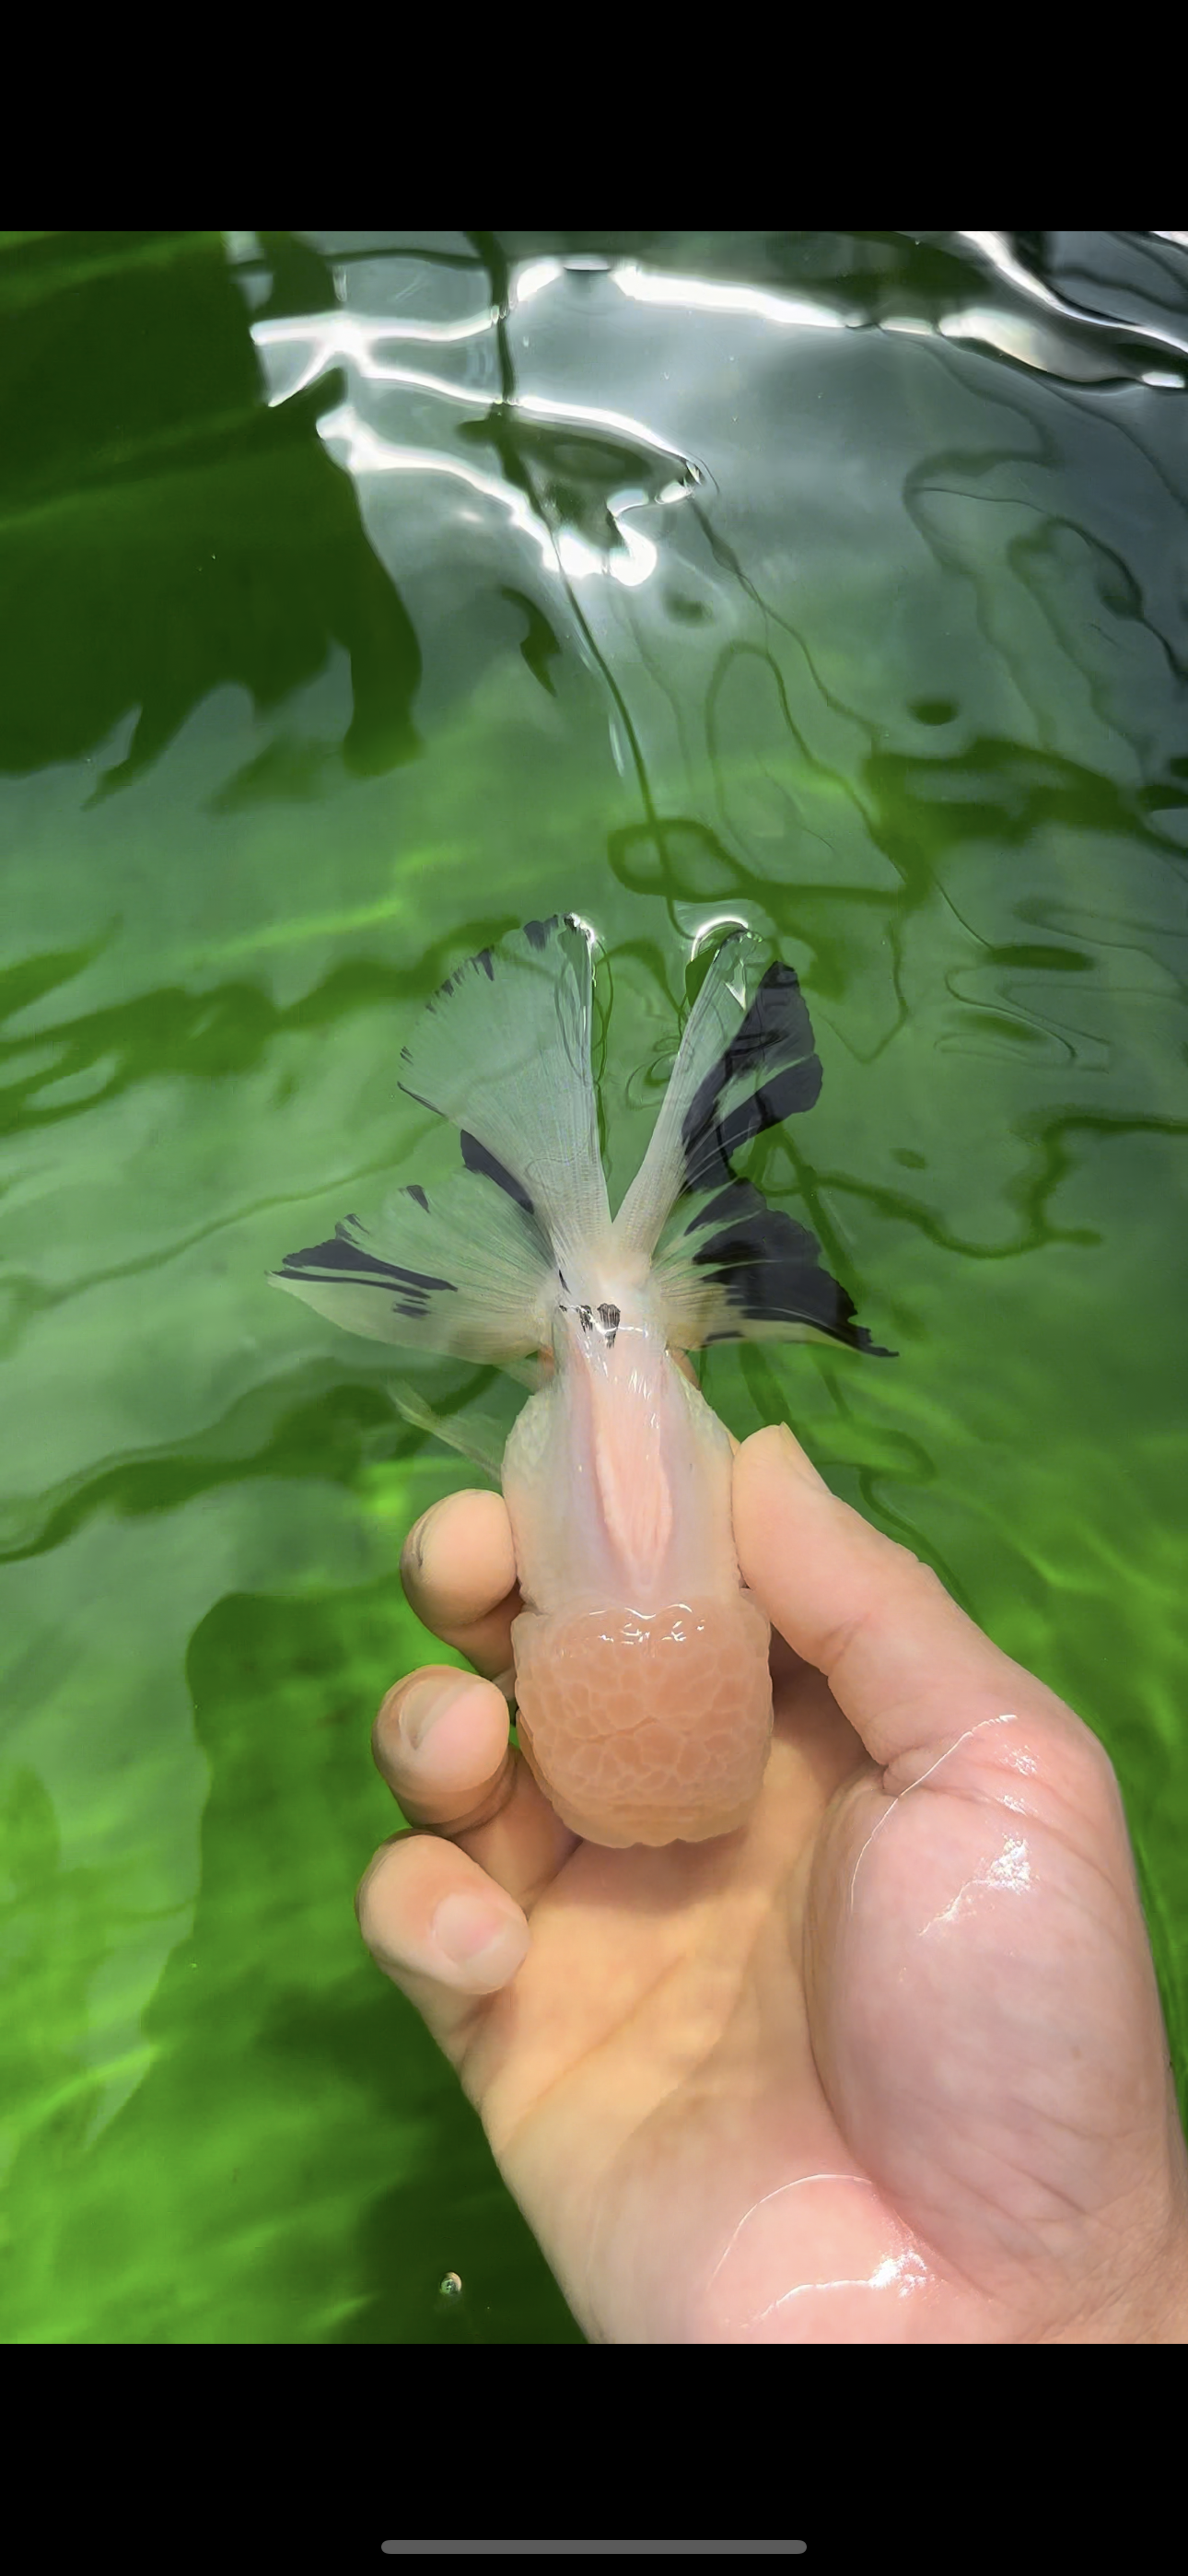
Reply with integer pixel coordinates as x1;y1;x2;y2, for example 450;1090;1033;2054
2;228;1186;2342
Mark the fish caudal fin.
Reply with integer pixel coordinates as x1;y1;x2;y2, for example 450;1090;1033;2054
270;1165;554;1364
272;917;614;1363
396;915;609;1277
615;930;892;1358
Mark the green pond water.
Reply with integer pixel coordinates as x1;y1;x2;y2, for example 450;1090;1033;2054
2;228;1186;2344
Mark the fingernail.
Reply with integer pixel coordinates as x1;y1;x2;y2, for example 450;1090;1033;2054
400;1676;465;1752
401;1500;445;1581
432;1891;529;1977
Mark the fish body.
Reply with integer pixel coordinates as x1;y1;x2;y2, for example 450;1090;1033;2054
272;917;890;1846
504;1278;770;1844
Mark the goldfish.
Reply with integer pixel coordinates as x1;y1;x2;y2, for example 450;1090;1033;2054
271;917;890;1847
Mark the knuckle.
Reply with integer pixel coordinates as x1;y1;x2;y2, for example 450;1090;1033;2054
906;1554;950;1608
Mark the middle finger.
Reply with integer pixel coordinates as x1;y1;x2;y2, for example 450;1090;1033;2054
400;1488;521;1680
374;1665;578;1903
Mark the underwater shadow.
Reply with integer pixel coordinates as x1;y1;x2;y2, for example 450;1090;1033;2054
0;229;422;795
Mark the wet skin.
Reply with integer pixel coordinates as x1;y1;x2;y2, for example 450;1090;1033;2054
356;1422;1188;2344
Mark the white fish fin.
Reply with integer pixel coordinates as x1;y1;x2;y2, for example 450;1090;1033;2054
653;1177;895;1356
613;931;822;1257
505;1353;549;1391
270;1166;554;1364
389;1385;507;1482
397;916;609;1273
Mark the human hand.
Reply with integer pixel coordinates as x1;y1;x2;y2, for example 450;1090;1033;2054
357;1423;1188;2342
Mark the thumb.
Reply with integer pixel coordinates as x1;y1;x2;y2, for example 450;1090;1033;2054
733;1424;1072;1773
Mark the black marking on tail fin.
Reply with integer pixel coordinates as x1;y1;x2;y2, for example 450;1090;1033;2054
688;1179;895;1355
277;1228;457;1313
681;961;822;1193
460;1129;535;1213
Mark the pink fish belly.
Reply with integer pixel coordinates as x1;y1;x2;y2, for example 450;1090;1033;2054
511;1591;773;1847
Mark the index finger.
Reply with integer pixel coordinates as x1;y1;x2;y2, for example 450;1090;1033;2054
401;1488;520;1681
